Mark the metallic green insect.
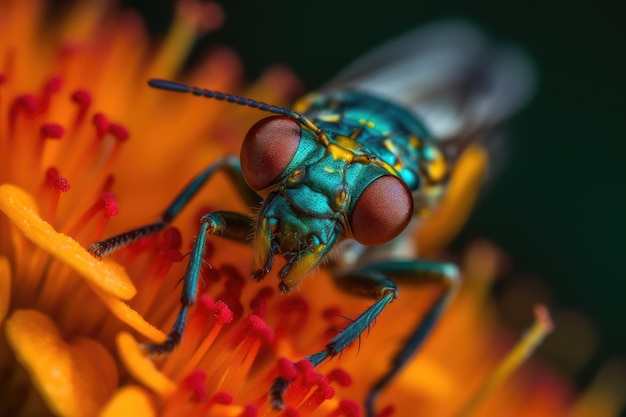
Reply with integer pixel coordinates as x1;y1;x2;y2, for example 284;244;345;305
89;20;533;416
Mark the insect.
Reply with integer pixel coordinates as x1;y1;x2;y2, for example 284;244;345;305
89;20;533;416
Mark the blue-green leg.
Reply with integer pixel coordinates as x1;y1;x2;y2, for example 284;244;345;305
88;155;259;258
87;155;259;352
270;259;459;417
146;210;254;353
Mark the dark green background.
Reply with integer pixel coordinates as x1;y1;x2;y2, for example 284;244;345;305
121;0;624;389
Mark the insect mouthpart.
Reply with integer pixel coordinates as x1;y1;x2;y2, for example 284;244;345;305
250;193;341;292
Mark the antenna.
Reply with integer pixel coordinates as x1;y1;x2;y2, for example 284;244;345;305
148;79;330;146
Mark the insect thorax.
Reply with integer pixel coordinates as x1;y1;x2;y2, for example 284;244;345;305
294;90;450;200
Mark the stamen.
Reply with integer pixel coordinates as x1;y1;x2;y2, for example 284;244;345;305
147;0;224;78
277;358;298;380
93;113;109;139
280;360;317;408
66;192;119;240
129;228;185;321
9;94;37;134
209;392;233;406
216;265;246;319
47;176;70;224
219;315;273;395
170;297;233;379
455;305;554;417
327;400;361;417
190;391;234;417
71;89;91;126
36;123;64;166
181;370;207;402
39;77;63;113
162;370;207;416
327;369;352;387
297;373;334;414
237;405;258;417
38;167;60;198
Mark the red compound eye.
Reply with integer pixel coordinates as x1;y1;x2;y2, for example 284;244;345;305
240;116;301;191
350;175;413;246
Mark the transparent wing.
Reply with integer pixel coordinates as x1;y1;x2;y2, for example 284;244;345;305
324;20;536;142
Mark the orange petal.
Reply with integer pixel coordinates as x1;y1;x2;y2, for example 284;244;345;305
116;332;176;396
5;309;118;417
0;256;10;323
90;286;166;342
100;385;156;417
0;184;136;300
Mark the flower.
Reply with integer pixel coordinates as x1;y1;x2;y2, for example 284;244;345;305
1;1;623;417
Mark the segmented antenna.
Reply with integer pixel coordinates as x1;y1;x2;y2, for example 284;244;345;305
148;79;330;146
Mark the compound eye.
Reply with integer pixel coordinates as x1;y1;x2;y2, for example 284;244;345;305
350;176;413;246
240;116;301;191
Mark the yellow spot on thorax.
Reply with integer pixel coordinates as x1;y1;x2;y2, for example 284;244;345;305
318;114;341;123
328;144;355;162
423;145;448;183
359;118;375;129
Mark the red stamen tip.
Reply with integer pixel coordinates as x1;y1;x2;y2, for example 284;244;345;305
163;227;183;250
100;192;119;217
316;376;334;400
534;304;555;332
212;300;234;323
40;123;65;139
339;400;361;417
295;360;315;386
0;74;6;84
181;370;207;402
244;315;274;343
92;113;109;139
327;369;352;386
277;358;298;380
210;391;233;405
71;89;92;106
10;95;38;128
54;177;71;193
44;77;63;94
238;405;258;417
109;123;129;141
38;78;63;113
199;297;234;323
71;90;92;124
44;167;60;187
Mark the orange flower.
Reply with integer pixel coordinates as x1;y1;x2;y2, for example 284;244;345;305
1;1;624;417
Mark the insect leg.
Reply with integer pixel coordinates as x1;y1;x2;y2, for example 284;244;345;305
88;155;259;258
269;260;459;416
352;260;460;417
146;210;253;353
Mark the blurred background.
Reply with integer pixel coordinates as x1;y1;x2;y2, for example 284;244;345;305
124;0;624;393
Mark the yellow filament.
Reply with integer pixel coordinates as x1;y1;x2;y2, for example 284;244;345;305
455;305;554;417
